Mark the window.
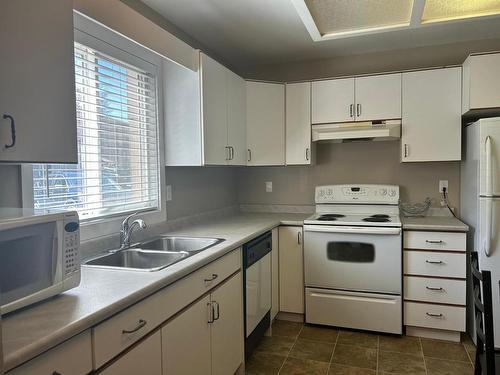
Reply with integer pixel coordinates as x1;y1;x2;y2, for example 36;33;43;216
32;41;159;221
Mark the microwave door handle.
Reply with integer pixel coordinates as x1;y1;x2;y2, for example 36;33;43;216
52;226;59;282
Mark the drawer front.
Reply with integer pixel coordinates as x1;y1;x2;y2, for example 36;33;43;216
8;331;92;375
404;251;465;278
404;231;466;251
404;302;466;331
93;248;241;369
404;276;466;305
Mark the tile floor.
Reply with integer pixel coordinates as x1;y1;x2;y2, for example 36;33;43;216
245;320;476;375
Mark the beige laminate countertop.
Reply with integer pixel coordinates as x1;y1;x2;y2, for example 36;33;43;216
401;215;469;232
1;212;307;372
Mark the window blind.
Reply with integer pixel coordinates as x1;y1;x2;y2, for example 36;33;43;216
33;42;160;220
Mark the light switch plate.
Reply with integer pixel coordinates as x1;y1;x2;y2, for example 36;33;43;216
265;181;273;193
439;180;448;193
166;185;172;201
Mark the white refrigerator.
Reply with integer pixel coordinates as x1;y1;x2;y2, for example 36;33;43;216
461;117;500;347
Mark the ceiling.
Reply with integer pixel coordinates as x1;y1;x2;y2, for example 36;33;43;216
139;0;500;71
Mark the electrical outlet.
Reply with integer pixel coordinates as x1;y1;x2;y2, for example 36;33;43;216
166;185;172;201
439;180;448;193
265;181;273;193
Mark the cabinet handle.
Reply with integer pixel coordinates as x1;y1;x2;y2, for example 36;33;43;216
426;286;444;291
349;104;354;118
213;301;220;321
425;260;444;264
122;319;147;334
208;302;214;323
230;146;234;160
356;104;361;117
404;144;409;158
247;149;252;162
426;240;443;244
426;312;443;318
297;231;302;245
204;273;218;282
53;372;62;375
3;114;16;148
305;148;310;161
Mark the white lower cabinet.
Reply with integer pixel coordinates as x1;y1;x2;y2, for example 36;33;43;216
100;332;162;375
161;271;243;375
279;226;304;314
271;227;279;320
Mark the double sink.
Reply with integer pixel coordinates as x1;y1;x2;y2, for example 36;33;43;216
85;236;225;272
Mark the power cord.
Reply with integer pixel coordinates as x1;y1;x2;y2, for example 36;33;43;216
442;187;457;218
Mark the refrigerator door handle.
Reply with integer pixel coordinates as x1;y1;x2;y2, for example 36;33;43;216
484;136;493;257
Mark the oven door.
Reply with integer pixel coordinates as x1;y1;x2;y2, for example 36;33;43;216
304;225;402;294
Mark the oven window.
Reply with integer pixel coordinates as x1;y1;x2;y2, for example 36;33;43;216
327;242;375;262
0;222;57;306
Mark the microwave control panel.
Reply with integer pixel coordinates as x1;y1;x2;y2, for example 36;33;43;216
63;213;80;276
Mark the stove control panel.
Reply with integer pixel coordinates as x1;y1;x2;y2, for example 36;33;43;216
315;184;399;204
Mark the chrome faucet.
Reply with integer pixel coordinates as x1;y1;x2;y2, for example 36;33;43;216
119;212;147;250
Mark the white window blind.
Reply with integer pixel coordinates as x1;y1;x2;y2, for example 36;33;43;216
33;41;159;220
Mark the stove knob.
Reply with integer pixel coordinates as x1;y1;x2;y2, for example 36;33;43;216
380;188;387;196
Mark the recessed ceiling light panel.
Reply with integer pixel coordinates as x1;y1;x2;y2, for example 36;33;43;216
304;0;413;36
422;0;500;24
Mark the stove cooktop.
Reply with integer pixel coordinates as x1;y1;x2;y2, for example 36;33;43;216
304;212;401;227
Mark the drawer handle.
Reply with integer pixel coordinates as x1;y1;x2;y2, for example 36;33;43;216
204;273;218;282
122;319;147;334
426;260;444;264
426;286;444;291
53;372;62;375
426;312;443;318
426;240;444;244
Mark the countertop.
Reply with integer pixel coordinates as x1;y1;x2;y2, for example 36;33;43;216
401;215;469;232
1;212;307;372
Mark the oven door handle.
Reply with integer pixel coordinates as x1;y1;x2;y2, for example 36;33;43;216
303;225;401;235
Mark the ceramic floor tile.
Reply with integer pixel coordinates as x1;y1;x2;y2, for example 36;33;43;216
421;338;470;362
465;345;476;364
379;335;422;355
279;357;330;375
337;331;379;349
255;335;296;356
425;357;474;375
271;320;304;338
378;350;426;375
328;363;376;374
299;324;339;343
246;351;287;375
331;344;377;370
289;339;334;362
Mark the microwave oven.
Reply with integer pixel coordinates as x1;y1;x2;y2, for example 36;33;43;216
0;208;81;314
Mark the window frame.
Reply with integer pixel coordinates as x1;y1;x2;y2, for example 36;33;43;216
21;12;166;242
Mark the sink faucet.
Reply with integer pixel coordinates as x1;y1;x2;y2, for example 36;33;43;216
119;212;147;250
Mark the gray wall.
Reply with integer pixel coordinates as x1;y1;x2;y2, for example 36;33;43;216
238;142;460;211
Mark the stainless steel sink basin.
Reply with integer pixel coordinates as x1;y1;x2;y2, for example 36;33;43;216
139;236;224;253
84;249;189;272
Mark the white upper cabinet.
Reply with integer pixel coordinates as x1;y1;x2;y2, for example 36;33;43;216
463;53;500;114
311;74;401;124
355;73;401;121
401;67;461;162
312;78;355;124
286;82;312;165
201;53;230;165
0;0;77;163
227;70;247;165
246;81;285;166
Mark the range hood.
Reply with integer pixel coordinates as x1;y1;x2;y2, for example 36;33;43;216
312;120;401;143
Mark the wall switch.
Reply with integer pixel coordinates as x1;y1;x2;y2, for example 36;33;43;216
166;185;172;201
265;181;273;193
439;180;448;193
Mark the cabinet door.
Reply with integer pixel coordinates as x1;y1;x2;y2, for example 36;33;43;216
0;0;77;163
211;271;244;375
286;82;312;165
100;331;161;375
464;53;500;113
311;78;354;124
246;82;285;166
200;53;228;165
401;68;461;162
279;226;304;314
271;227;280;320
355;74;401;121
227;70;247;165
162;295;212;375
